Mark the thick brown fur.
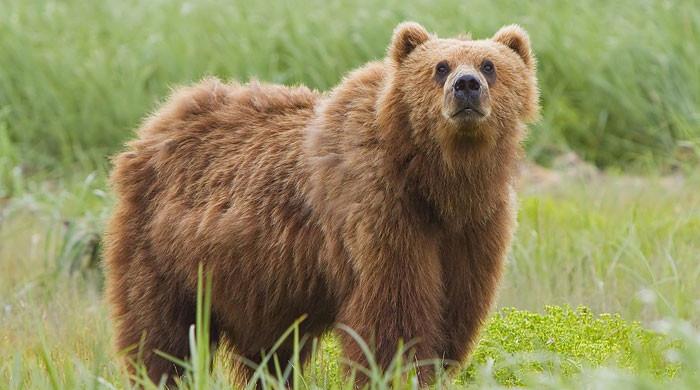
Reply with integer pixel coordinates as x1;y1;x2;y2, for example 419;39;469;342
104;22;539;387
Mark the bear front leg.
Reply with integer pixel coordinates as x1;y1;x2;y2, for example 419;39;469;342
440;204;514;367
336;216;445;386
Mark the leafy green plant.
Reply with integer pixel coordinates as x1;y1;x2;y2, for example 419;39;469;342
460;306;679;386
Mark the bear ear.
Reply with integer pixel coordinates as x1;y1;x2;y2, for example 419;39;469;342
492;25;533;67
389;22;432;64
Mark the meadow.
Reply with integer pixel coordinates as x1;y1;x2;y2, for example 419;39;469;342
1;0;699;388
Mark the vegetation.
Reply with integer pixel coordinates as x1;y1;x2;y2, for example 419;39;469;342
1;0;699;180
462;305;678;385
1;0;699;388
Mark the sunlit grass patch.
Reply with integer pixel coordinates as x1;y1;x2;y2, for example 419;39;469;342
461;306;679;386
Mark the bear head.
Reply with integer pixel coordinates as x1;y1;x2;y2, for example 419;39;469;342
382;22;539;147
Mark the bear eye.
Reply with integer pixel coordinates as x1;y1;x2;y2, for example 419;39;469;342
435;61;450;76
481;59;495;74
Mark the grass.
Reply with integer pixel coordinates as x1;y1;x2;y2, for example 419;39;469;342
0;0;699;179
503;173;700;323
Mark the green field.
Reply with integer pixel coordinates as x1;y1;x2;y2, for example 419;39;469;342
1;0;699;388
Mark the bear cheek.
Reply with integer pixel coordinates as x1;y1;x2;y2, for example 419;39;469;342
441;93;457;120
440;75;459;119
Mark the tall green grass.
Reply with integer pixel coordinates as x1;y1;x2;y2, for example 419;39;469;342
0;0;698;176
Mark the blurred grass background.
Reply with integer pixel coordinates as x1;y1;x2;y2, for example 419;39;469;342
1;0;699;181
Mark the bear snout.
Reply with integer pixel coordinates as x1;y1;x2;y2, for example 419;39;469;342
453;74;483;112
443;71;491;122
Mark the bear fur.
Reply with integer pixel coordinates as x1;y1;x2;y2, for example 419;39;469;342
104;22;539;386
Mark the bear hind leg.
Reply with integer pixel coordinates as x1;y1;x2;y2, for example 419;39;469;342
112;272;220;386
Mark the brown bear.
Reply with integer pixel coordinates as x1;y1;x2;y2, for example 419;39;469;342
104;21;539;386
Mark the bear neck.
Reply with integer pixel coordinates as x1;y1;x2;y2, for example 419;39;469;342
376;78;522;226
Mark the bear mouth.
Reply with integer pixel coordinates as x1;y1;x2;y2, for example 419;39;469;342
451;106;486;119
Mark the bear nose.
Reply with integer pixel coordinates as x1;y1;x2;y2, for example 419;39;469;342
453;75;481;93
